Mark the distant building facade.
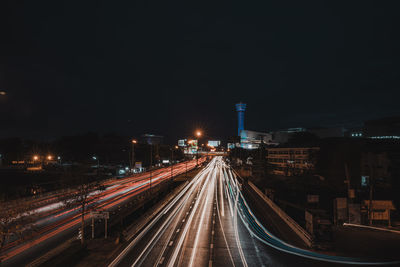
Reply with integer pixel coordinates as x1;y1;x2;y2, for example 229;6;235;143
267;147;319;176
364;117;400;139
240;130;274;149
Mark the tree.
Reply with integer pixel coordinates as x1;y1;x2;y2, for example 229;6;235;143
0;199;36;256
59;175;104;246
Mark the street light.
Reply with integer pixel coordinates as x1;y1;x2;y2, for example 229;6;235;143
47;155;53;160
33;155;39;161
195;130;202;166
170;146;179;179
92;156;99;174
131;139;137;172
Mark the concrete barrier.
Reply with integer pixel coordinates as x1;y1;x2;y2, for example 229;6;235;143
248;181;314;247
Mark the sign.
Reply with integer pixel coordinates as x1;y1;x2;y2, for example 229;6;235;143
135;162;142;168
361;176;369;187
307;195;319;203
188;140;198;149
91;211;109;219
208;140;221;147
178;139;187;147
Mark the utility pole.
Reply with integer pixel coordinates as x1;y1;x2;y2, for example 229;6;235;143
150;144;153;193
131;140;137;173
367;153;375;226
344;163;352;223
171;147;174;179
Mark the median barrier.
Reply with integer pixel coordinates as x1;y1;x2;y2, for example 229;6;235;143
247;180;314;247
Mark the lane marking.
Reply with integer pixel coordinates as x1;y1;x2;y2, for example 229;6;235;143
167;159;217;267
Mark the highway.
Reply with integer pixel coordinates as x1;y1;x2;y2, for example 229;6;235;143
0;159;204;266
109;157;400;267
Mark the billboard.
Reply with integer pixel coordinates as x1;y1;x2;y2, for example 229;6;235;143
188;139;198;149
208;140;221;147
178;139;187;147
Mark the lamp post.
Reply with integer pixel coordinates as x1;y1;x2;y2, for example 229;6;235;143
93;156;99;175
195;130;202;166
171;146;178;179
131;139;137;173
149;144;152;192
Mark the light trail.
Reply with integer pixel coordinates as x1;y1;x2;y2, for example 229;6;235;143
108;160;211;267
0;159;204;264
167;159;216;267
188;162;215;267
224;168;400;266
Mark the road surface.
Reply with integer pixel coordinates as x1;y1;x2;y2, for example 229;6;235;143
0;159;204;266
110;157;399;267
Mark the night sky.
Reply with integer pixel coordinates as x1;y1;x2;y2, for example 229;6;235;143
1;1;400;142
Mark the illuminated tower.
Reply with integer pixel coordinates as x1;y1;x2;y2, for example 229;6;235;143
235;102;246;136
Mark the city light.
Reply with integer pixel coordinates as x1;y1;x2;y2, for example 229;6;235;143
196;130;202;137
0;91;6;95
132;139;137;144
47;155;53;160
92;156;97;160
33;155;39;161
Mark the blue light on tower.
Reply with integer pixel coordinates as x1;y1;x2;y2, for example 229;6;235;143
235;103;246;136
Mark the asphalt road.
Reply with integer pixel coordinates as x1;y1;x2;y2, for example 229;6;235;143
0;159;202;266
110;157;400;267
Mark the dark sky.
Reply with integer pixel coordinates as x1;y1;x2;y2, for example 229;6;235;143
1;1;400;142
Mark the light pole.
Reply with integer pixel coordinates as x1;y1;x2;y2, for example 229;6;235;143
149;144;153;192
131;139;137;173
93;156;99;175
171;146;178;179
195;130;202;167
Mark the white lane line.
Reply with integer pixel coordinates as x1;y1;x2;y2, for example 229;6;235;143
167;162;214;267
120;164;212;267
219;167;225;217
232;169;248;267
214;166;236;267
188;164;215;267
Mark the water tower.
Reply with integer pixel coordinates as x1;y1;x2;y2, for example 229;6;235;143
235;102;246;136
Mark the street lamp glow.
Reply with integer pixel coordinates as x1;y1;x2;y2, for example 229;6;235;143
47;155;53;160
33;155;39;161
92;156;97;160
0;91;6;96
132;139;137;144
196;131;202;137
175;145;178;149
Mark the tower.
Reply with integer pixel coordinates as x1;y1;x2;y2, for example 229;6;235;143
235;102;246;136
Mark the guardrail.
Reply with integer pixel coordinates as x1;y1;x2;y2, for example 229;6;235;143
247;181;313;247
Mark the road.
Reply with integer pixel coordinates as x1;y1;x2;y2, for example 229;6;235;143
0;159;204;266
110;157;400;267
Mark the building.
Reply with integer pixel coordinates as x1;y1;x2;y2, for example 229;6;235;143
308;127;344;139
270;128;306;144
267;147;320;176
240;130;274;149
364;117;400;139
